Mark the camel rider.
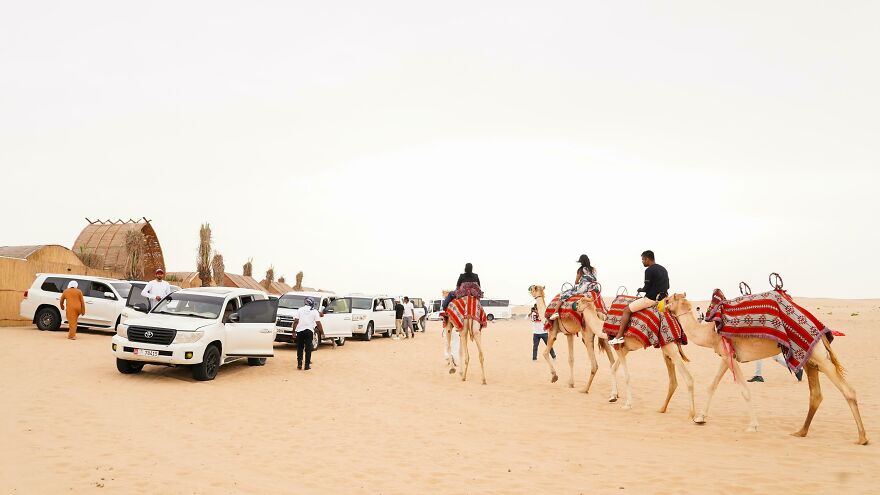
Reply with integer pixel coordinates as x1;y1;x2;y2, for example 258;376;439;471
549;254;598;321
609;250;669;345
454;263;483;299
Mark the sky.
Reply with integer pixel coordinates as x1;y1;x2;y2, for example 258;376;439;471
1;1;878;302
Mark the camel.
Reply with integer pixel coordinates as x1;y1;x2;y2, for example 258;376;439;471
664;293;868;444
575;296;695;418
528;285;615;394
442;298;487;385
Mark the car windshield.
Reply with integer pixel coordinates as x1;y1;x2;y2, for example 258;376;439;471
111;282;132;298
279;295;315;310
152;293;223;319
351;298;373;310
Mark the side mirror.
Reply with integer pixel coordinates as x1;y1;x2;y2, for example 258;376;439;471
229;313;240;323
104;292;116;300
133;302;149;313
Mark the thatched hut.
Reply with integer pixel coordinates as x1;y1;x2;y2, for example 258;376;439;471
0;245;118;326
72;218;165;278
222;273;265;291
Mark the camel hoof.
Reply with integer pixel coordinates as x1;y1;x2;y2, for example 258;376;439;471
551;375;558;383
790;430;807;438
693;416;706;425
568;383;574;389
608;395;619;403
856;438;869;445
482;380;487;385
449;368;456;374
657;408;668;414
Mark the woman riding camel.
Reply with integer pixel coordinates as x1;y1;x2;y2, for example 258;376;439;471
549;254;598;321
454;263;483;299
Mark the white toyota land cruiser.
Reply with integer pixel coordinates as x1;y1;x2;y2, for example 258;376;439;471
111;287;278;381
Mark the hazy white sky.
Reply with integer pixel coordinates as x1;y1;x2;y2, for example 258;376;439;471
1;1;878;301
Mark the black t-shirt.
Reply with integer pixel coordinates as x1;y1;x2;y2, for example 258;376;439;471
394;303;404;319
456;272;481;288
640;264;670;301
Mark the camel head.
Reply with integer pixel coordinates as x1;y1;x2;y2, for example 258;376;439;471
528;285;545;299
663;292;692;317
571;296;598;317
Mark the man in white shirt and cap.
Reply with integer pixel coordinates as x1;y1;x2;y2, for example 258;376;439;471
293;297;322;370
141;268;173;310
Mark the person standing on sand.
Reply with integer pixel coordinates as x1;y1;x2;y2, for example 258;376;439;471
610;250;669;345
530;305;556;360
402;296;415;339
293;297;321;370
394;299;405;339
59;280;85;340
749;355;804;382
141;268;172;310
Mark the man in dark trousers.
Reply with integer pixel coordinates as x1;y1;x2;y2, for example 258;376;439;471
610;250;670;345
394;299;405;339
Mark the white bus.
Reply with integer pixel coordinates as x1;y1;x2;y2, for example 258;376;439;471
427;297;511;322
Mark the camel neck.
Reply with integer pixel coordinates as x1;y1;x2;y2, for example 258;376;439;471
676;311;719;348
534;296;547;316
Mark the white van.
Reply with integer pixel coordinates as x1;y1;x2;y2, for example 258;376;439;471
21;273;135;332
111;287;278;381
347;294;396;340
275;291;353;349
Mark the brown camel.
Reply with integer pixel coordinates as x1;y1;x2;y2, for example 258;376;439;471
664;293;868;444
575;296;695;418
442;302;487;385
528;285;615;394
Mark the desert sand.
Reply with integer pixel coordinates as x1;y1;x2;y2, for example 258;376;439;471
1;298;877;494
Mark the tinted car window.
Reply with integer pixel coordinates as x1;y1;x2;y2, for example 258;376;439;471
40;277;67;293
238;299;279;324
351;298;372;310
90;282;116;299
327;298;351;314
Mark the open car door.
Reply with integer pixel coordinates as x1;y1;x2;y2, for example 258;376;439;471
225;299;279;357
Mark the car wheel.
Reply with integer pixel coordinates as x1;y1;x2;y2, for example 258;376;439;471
312;331;321;351
384;327;393;338
247;357;267;366
335;337;346;346
116;358;144;374
192;345;221;381
36;307;61;331
363;322;373;341
487;314;495;322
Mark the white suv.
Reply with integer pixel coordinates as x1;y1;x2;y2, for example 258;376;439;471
21;273;136;332
111;287;278;381
348;294;396;340
275;291;354;349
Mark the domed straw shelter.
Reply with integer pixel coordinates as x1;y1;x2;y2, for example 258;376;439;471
72;218;165;279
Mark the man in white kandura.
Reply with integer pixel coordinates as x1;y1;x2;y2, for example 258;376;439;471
141;268;173;310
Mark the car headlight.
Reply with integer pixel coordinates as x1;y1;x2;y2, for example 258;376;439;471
173;331;204;344
116;325;128;338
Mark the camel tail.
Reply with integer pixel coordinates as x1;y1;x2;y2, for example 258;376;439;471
822;334;845;377
676;342;690;363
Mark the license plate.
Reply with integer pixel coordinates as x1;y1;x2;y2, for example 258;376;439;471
134;348;159;357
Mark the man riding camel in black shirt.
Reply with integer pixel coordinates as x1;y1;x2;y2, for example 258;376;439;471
610;250;670;345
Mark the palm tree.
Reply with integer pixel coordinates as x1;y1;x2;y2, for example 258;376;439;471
264;265;275;290
211;253;225;287
243;258;253;277
197;223;213;287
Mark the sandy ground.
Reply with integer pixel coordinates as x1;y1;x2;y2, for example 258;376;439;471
1;298;878;494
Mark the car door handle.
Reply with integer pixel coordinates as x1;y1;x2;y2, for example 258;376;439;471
86;302;94;305
259;329;272;333
344;317;351;320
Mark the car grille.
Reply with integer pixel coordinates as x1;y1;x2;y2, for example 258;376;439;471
127;326;177;346
276;317;294;328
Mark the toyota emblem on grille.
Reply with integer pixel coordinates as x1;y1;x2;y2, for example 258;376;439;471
144;331;154;339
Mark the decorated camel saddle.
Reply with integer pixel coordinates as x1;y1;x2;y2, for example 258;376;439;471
602;294;687;348
704;280;836;372
543;290;607;332
444;296;487;331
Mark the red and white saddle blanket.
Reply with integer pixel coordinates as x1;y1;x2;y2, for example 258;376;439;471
445;296;487;331
543;291;607;332
705;289;835;372
602;295;687;349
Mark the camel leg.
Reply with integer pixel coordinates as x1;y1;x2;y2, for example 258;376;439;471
810;352;868;445
618;348;633;409
580;332;599;394
566;334;576;389
445;325;456;374
792;364;822;438
694;358;729;425
664;344;695;419
460;322;470;382
658;353;677;414
729;359;759;432
472;325;487;385
543;328;560;383
606;339;620;402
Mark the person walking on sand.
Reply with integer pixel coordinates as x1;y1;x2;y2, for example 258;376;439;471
610;250;669;345
59;280;85;340
293;297;321;370
748;355;804;382
141;268;172;310
394;299;405;339
402;296;415;339
530;305;556;360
